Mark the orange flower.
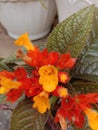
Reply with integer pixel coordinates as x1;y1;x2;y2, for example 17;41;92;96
18;46;76;70
0;70;14;79
25;48;59;68
55;93;98;128
56;53;76;69
58;87;68;98
14;32;34;51
33;91;50;113
52;86;68;98
0;76;21;94
58;72;69;83
84;108;98;130
39;65;58;92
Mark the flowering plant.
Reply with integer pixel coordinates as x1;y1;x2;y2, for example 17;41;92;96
0;5;98;130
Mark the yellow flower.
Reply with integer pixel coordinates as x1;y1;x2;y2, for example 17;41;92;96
39;65;58;92
0;76;21;94
84;108;98;130
58;87;68;98
33;91;50;114
14;32;34;51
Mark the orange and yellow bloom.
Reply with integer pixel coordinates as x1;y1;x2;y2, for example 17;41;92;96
84;108;98;130
15;32;35;51
58;72;69;84
39;65;58;92
33;91;50;113
55;93;98;129
1;33;98;130
0;76;21;94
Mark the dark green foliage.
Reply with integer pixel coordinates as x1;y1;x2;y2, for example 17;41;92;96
71;80;98;93
10;98;48;130
70;7;98;93
72;38;98;83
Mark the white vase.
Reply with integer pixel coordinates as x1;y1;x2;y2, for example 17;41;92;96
55;0;98;23
0;0;56;40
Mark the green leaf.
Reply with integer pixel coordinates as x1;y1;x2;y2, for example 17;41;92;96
70;8;98;93
46;5;95;58
0;55;19;71
1;55;20;64
0;94;6;103
91;7;98;39
71;80;98;93
72;39;98;83
0;62;11;71
0;57;4;61
0;48;27;71
71;125;92;130
10;98;48;130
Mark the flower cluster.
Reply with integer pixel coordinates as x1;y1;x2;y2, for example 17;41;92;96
0;33;98;130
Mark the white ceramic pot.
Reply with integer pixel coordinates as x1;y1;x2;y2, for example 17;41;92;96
55;0;98;23
0;0;56;40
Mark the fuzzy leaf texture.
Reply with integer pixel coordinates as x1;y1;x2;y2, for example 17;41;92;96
71;38;98;93
46;5;94;58
71;81;98;93
72;38;98;83
10;98;48;130
70;7;98;93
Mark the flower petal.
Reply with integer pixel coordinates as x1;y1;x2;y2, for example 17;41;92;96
0;76;21;94
84;108;98;130
14;32;34;51
39;65;58;92
58;72;69;83
33;91;50;113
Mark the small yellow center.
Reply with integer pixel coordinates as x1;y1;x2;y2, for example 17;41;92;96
58;88;68;98
60;74;67;82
